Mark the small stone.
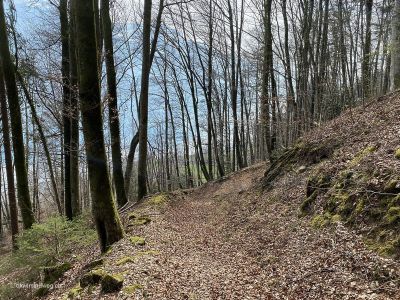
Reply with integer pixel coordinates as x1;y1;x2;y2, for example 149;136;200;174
297;166;307;173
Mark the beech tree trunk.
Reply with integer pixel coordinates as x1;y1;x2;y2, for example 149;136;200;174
137;0;152;200
0;0;34;229
101;0;128;207
74;0;124;252
391;0;400;90
0;62;18;247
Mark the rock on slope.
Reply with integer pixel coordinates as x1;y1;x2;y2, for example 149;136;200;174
46;93;400;299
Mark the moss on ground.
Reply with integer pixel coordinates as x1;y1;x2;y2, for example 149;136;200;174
395;148;400;159
123;284;143;294
116;256;136;266
148;193;169;205
130;236;146;246
67;284;82;299
301;150;400;258
80;268;107;287
129;215;151;226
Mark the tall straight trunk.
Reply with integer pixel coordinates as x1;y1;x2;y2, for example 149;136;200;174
0;0;34;229
101;0;128;207
265;0;277;152
74;0;124;252
69;0;80;216
391;0;400;90
261;0;272;158
281;0;296;145
363;0;373;98
0;62;18;247
60;0;72;218
227;0;244;169
338;0;348;106
137;0;153;200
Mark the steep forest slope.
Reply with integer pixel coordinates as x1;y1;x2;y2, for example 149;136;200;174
43;92;400;299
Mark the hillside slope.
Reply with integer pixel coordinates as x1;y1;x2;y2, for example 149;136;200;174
45;93;400;300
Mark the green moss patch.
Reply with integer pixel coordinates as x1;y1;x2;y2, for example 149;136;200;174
129;215;151;226
384;207;400;225
80;268;107;288
130;236;145;246
395;148;400;159
123;284;143;295
116;256;136;266
67;284;83;299
148;193;169;205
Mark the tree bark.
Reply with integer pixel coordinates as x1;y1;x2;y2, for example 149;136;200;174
137;0;152;200
0;0;34;229
101;0;128;207
391;0;400;90
74;0;124;252
0;61;18;247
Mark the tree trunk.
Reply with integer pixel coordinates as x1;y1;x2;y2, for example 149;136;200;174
0;62;19;247
74;0;124;252
363;0;373;98
69;0;80;216
101;0;128;207
0;0;34;229
137;0;152;200
391;0;400;90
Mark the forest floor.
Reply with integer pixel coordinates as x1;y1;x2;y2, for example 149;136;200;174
45;167;400;300
43;91;400;300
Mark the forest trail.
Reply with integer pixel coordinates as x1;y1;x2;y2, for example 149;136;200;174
49;162;400;299
45;92;400;299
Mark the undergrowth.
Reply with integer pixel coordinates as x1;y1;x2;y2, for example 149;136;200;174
0;212;97;299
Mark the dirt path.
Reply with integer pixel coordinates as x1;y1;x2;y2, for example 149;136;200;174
49;163;400;300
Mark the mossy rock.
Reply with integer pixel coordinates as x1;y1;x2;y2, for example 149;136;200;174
384;206;400;225
130;236;145;246
395;148;400;159
129;215;151;226
67;284;83;299
384;180;400;193
83;258;103;270
311;213;332;228
369;236;400;257
350;145;377;167
123;284;143;295
80;268;107;288
149;194;169;205
116;256;136;266
100;274;124;293
43;262;72;284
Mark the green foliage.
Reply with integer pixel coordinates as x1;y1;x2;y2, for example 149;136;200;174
0;213;97;299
